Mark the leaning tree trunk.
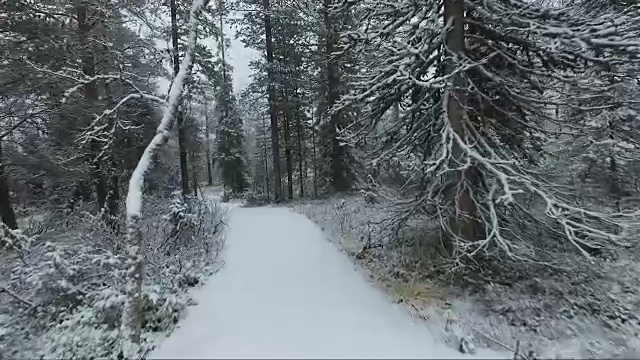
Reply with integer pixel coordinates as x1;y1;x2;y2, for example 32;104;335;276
263;0;283;202
0;139;17;230
121;0;208;355
171;0;191;196
443;0;484;245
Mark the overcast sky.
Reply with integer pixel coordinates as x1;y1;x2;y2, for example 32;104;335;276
217;21;258;94
156;14;258;96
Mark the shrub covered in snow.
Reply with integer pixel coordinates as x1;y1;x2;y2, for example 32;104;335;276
291;193;640;359
1;222;33;255
0;194;226;359
221;190;245;203
243;191;270;207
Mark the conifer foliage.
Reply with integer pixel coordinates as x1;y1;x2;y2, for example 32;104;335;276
216;78;250;194
339;0;640;263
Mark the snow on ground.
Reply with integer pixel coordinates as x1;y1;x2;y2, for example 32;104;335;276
150;206;507;359
291;195;640;359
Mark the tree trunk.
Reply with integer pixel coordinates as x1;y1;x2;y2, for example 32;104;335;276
103;61;120;226
122;0;209;352
219;0;228;85
323;0;348;192
204;104;213;186
262;113;270;199
107;171;119;231
205;103;213;186
444;0;484;243
0;140;17;230
295;93;305;198
283;102;294;199
171;0;191;196
192;150;199;197
311;112;318;198
76;5;108;211
263;0;283;202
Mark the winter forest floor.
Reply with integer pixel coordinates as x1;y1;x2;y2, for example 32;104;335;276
150;198;506;359
4;187;638;358
290;193;640;359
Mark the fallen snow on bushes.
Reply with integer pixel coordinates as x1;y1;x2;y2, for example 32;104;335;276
0;195;226;358
291;193;640;359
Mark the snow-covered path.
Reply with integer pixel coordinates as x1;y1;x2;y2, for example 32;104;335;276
151;206;504;359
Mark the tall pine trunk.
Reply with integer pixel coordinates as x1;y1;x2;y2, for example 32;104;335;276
283;102;294;199
0;139;17;230
295;92;305;198
107;170;119;230
192;150;199;196
171;0;191;195
263;0;282;202
262;112;270;199
311;111;318;198
444;0;484;244
104;70;120;228
76;4;108;211
205;104;213;186
323;0;348;192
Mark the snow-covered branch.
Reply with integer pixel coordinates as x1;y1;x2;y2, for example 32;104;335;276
338;0;640;266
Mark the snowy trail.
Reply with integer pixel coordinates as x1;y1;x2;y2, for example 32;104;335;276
150;206;505;359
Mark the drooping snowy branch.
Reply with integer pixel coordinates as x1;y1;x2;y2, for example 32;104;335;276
338;0;640;265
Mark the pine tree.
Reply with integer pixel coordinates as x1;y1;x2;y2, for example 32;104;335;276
215;79;250;193
215;5;249;194
342;0;640;263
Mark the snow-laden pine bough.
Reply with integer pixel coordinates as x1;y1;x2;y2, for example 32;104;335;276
337;0;640;267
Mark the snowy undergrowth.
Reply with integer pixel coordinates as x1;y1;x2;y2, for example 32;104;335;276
291;194;640;359
0;195;226;359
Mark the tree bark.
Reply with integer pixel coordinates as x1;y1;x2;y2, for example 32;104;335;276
263;0;283;202
171;0;191;196
107;171;119;230
205;103;213;186
104;69;120;227
262;112;270;199
444;0;484;243
323;0;348;192
192;150;199;196
0;140;18;230
283;101;294;199
295;92;305;198
311;110;318;198
219;0;228;85
76;4;108;211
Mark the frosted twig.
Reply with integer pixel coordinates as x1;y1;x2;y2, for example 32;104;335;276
470;327;530;360
0;284;35;309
